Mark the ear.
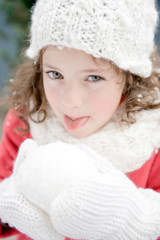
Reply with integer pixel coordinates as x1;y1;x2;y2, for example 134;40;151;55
13;139;38;174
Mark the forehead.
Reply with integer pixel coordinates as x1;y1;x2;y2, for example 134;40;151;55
42;45;113;71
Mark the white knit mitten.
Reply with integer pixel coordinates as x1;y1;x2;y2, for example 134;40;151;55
13;139;99;214
7;139;160;240
0;176;64;240
50;170;160;240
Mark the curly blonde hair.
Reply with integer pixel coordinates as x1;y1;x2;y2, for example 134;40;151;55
9;48;160;131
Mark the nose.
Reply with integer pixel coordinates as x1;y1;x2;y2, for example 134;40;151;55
61;82;83;108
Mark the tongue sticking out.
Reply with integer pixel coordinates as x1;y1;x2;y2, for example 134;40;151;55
64;115;89;131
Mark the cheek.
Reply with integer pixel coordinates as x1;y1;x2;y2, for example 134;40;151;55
92;96;108;112
90;86;123;115
43;82;60;110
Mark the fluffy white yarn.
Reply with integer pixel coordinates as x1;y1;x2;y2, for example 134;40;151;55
29;107;160;173
5;140;160;240
0;176;64;240
26;0;158;77
50;173;160;240
1;107;160;239
14;140;100;213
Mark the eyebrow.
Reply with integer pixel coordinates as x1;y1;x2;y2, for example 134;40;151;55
43;64;106;74
80;69;105;74
43;64;61;71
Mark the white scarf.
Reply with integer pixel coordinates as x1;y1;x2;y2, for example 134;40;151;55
29;107;160;173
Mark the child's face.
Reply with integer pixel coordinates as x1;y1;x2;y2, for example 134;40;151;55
42;46;125;138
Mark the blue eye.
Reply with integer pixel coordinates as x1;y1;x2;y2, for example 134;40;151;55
48;71;63;79
88;75;103;82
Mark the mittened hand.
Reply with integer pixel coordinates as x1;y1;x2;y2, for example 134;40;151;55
49;171;134;240
14;139;100;213
3;139;160;240
50;170;160;240
0;176;64;240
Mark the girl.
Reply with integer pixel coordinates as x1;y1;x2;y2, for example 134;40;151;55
0;0;160;239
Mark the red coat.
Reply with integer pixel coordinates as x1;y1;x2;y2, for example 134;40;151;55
0;109;160;239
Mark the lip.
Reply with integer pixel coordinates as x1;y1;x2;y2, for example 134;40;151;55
63;115;89;131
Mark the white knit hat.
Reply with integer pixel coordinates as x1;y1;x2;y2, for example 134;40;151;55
26;0;158;77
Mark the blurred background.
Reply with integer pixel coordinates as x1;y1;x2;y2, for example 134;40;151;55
0;0;36;89
0;0;160;138
0;0;36;138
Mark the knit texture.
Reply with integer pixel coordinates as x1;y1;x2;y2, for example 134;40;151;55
29;106;160;173
7;140;160;240
26;0;158;77
14;140;99;213
0;176;65;240
51;174;160;240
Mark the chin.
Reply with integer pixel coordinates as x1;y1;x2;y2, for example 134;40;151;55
67;131;88;139
66;128;91;139
66;126;98;139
